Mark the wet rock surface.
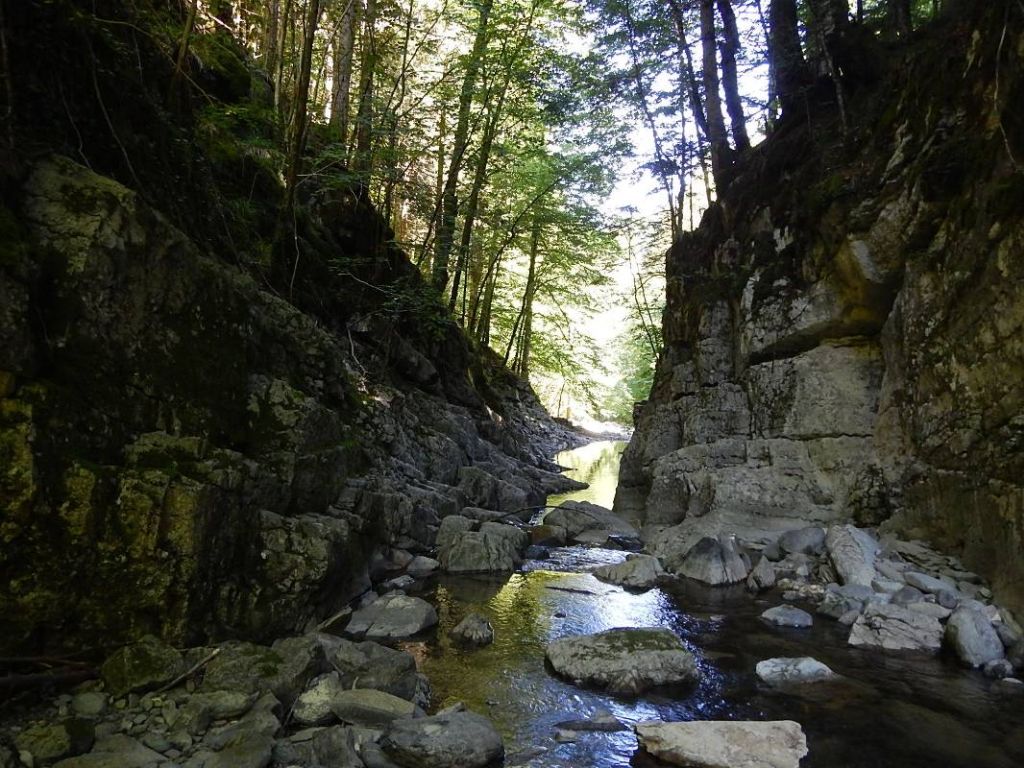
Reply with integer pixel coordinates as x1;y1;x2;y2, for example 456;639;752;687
635;720;809;768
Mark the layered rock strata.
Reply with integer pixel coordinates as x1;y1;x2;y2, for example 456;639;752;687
617;6;1024;614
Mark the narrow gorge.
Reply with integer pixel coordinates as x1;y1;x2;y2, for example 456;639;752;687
2;1;1024;768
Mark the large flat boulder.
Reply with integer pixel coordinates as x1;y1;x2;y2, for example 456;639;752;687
545;627;698;696
346;594;438;640
439;530;519;573
826;524;879;587
945;608;1005;667
847;603;943;652
544;501;638;544
381;711;503;768
635;720;808;768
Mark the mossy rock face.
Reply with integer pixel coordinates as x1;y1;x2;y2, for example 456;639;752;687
13;719;95;763
200;641;286;696
100;634;185;697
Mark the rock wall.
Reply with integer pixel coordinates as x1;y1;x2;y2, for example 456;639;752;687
0;156;579;654
617;6;1024;615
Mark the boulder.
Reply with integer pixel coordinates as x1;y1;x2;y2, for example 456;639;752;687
672;536;749;585
825;525;879;587
14;720;94;764
200;641;285;697
330;689;418;728
406;556;440;578
478;522;529;554
945;608;1005;667
755;657;837;685
381;711;503;768
51;735;164;768
450;613;495;647
817;591;862;621
435;516;475;550
543;501;638;543
746;557;776;591
778;526;826;556
293;673;344;727
545;627;698;696
326;639;421;701
271;726;362;768
346;594;438;640
439;530;519;573
848;603;943;652
99;635;185;697
890;585;925;607
530;524;567;547
592;554;665;590
761;606;813;628
635;720;808;768
903;571;957;595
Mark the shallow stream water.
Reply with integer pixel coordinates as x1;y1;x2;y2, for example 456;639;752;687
412;441;1024;767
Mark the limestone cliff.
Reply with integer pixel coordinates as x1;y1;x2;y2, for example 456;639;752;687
0;3;580;654
617;4;1024;614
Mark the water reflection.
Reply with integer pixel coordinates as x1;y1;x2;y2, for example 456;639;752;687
547;440;626;509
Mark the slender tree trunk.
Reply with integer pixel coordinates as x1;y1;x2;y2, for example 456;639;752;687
352;0;377;180
282;0;322;229
517;215;542;378
716;0;749;152
700;0;729;189
889;0;912;36
667;0;709;139
477;257;500;347
330;0;357;141
169;0;200;108
769;0;808;119
265;0;280;71
432;0;494;290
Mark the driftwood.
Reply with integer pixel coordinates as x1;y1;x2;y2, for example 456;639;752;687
154;647;221;693
0;668;97;692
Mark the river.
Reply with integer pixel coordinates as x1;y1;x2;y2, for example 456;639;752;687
412;441;1024;767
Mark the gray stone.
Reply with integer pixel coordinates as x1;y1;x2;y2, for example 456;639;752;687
530;524;567;546
997;621;1023;649
544;501;638;542
945;608;1005;667
904;571;957;595
761;605;813;628
330;689;417;727
545;627;698;696
71;693;109;718
907;602;952;620
817;591;862;621
381;711;503;768
272;725;363;767
435;516;475;550
778;526;826;556
635;720;808;768
524;545;549;560
15;720;94;764
826;525;879;587
848;603;943;652
52;735;164;768
439;529;519;573
478;522;529;554
346;594;438;640
293;673;344;727
198;693;278;768
983;659;1015;679
450;613;495;647
838;608;862;626
325;639;421;701
746;557;776;591
405;556;439;578
755;657;837;685
100;635;185;697
673;536;750;585
199;641;284;697
891;586;925;607
592;554;665;590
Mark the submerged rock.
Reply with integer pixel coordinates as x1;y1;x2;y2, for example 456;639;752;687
450;613;495;647
848;603;943;652
592;554;665;590
346;593;438;640
545;627;698;696
672;536;750;585
756;657;837;685
635;720;808;768
380;711;503;768
761;606;813;628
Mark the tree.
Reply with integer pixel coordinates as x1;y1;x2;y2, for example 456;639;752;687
769;0;808;118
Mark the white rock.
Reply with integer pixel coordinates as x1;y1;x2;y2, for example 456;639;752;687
756;657;837;685
636;720;808;768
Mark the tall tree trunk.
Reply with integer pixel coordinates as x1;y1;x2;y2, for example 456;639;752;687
516;215;542;378
352;0;377;180
283;0;322;222
715;0;749;152
768;0;808;119
700;0;730;189
889;0;912;36
330;0;357;141
169;0;200;109
432;0;494;290
477;257;501;347
273;0;293;115
667;0;709;139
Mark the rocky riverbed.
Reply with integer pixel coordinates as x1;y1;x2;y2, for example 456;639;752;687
3;442;1024;768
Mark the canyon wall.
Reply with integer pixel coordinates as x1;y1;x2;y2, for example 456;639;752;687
617;6;1024;614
